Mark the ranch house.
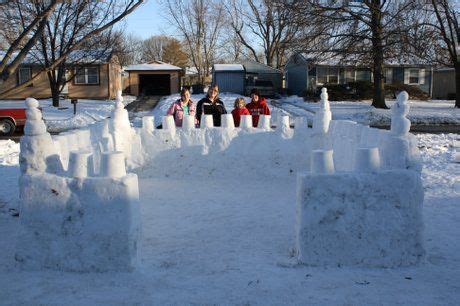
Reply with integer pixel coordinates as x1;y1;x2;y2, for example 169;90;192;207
285;53;434;97
0;50;122;100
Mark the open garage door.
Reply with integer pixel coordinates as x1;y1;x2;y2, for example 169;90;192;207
139;74;170;96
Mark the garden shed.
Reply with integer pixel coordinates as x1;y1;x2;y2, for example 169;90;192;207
212;64;245;94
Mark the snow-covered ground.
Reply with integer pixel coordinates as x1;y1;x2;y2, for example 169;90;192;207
0;131;459;304
277;96;460;126
0;96;135;133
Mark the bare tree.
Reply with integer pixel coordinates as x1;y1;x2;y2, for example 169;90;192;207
416;1;459;107
0;0;144;100
141;35;171;62
225;0;303;69
0;0;60;81
162;0;224;84
111;31;143;67
297;0;416;109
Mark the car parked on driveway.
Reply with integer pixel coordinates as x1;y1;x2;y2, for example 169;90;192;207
0;108;26;136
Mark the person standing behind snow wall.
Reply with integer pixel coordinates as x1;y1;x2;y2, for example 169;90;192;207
246;88;270;127
167;88;196;127
196;84;227;127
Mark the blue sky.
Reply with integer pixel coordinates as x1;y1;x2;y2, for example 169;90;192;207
124;0;176;39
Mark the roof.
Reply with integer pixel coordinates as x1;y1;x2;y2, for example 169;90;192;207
213;64;245;72
125;61;182;71
290;52;433;68
0;49;113;65
238;60;282;74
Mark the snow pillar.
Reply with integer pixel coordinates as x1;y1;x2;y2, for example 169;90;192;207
312;88;332;134
239;115;253;129
19;98;62;174
200;114;214;129
221;114;235;129
142;116;155;134
257;115;271;130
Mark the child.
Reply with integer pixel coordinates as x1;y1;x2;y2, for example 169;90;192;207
166;88;196;127
246;88;270;127
231;97;250;127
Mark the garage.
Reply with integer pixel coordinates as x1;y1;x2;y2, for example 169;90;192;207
139;74;170;96
125;61;183;96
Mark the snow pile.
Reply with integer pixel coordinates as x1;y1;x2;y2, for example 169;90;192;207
16;95;141;272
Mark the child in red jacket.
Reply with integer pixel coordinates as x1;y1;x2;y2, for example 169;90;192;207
231;97;250;127
246;88;270;127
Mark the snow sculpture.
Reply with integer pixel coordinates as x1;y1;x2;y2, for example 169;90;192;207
257;115;271;130
20;98;61;174
16;98;141;272
184;115;197;130
142;116;155;134
240;115;253;129
162;115;176;132
313;87;332;134
200;114;214;128
276;115;292;138
310;150;335;174
380;91;421;170
296;90;424;267
221;114;235;129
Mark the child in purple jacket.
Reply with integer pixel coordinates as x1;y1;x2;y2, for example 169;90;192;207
167;88;197;127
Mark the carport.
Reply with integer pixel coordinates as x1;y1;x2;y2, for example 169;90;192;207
125;61;182;96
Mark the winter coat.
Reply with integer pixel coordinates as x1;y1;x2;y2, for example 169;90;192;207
166;99;196;127
231;107;250;127
246;97;270;127
196;97;227;127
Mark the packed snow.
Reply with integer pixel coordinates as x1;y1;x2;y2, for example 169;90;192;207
0;96;135;133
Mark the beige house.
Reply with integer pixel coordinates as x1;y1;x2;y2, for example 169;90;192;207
125;61;182;96
0;52;122;100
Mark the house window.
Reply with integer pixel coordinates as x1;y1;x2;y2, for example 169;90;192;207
18;67;32;85
385;68;393;84
74;67;99;85
356;69;371;82
317;67;327;85
409;69;420;84
344;69;355;83
327;67;339;84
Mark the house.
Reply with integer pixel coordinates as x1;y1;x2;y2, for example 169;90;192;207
285;53;434;97
432;68;456;99
211;60;283;96
124;61;182;96
0;50;122;100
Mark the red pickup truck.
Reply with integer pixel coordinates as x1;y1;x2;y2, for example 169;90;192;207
0;108;26;136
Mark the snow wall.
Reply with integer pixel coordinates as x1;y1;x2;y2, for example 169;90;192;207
16;89;424;271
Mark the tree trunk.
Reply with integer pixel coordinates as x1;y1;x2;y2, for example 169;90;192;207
370;0;388;109
51;86;60;107
456;61;460;108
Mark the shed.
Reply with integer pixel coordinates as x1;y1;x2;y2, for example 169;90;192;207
239;60;283;96
125;61;182;96
212;64;245;94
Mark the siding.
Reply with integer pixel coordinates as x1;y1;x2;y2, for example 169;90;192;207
213;72;245;94
68;64;109;99
0;66;52;99
433;69;456;99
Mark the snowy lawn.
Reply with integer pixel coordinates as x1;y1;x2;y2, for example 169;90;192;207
0;96;135;133
277;96;460;126
0;133;459;304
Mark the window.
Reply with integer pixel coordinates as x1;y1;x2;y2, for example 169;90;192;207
327;67;339;84
356;69;371;81
18;67;32;85
344;69;355;83
409;69;419;84
316;67;339;85
317;67;327;85
74;67;99;85
385;68;393;84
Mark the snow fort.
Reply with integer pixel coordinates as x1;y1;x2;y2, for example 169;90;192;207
16;88;424;272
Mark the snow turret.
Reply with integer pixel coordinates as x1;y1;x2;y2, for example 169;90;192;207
313;88;332;134
390;91;411;136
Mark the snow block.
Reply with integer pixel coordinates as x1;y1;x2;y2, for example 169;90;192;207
296;170;424;268
15;173;141;272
